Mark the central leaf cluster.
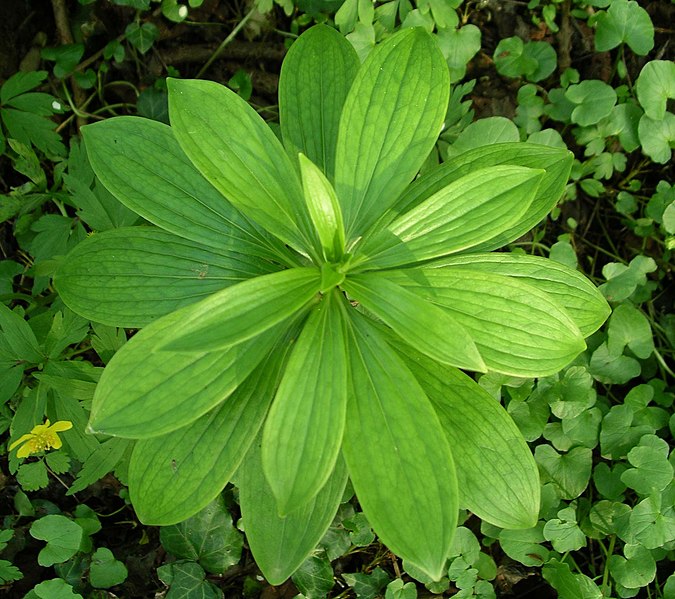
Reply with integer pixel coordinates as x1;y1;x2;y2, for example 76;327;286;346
55;25;609;582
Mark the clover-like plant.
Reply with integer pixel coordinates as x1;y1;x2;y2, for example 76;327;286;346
55;25;610;582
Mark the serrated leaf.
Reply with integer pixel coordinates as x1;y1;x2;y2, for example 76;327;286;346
55;227;279;328
262;292;348;514
129;339;291;525
238;438;347;585
391;339;540;529
17;461;49;491
89;307;284;438
279;25;359;180
161;268;320;353
342;312;458;581
0;70;48;102
335;28;449;240
0;559;22;583
168;78;315;255
45;451;71;474
342;273;484;371
358;166;544;268
68;438;131;495
160;495;243;574
81;117;282;261
30;515;83;567
385;268;584;376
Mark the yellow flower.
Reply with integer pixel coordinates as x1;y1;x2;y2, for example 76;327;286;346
9;420;73;459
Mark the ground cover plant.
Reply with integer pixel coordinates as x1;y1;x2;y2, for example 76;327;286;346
0;1;673;598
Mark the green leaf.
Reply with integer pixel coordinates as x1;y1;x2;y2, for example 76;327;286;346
498;524;549;567
292;555;335;599
89;308;284;438
387;143;573;253
535;445;592;500
430;253;610;337
0;70;48;102
160;495;243;574
89;548;128;588
168;78;315;255
446;117;519;158
0;559;22;584
600;404;654;460
358;166;543;268
385;579;418;599
342;312;458;581
125;22;159;54
238;438;347;585
17;460;49;491
608;544;656;589
129;338;291;525
566;80;617;126
161;268;320;352
621;434;673;495
262;292;347;514
635;60;675;120
543;559;602;599
81;117;281;261
628;493;675;549
279;25;359;180
30;515;83;567
590;342;641;385
56;227;279;328
543;507;586;552
299;153;346;261
343;568;390;599
342;273;484;371
385;268;585;376
156;561;223;599
607;303;654;359
334;28;449;240
436;24;481;83
30;579;83;599
0;304;43;362
638;112;675;164
391;339;540;529
594;0;654;55
600;255;657;302
493;37;536;79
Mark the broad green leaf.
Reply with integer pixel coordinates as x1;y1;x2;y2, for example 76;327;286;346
635;61;675;120
446;117;519;159
638;112;675;164
159;495;243;574
621;434;673;495
386;143;573;252
0;304;43;363
436;24;481;83
89;309;284;438
262;292;348;515
543;559;603;599
238;438;347;585
535;445;592;500
629;493;675;549
279;24;359;180
29;579;83;599
431;252;610;336
498;524;549;567
566;80;617;127
594;0;654;55
390;337;540;529
608;544;656;589
81;116;284;262
543;507;586;552
607;303;654;359
55;227;279;328
129;339;292;525
30;515;83;567
342;273;485;371
342;312;458;581
356;166;543;268
162;268;320;352
386;268;585;376
168;78;316;256
89;548;128;589
334;28;449;240
299;154;346;262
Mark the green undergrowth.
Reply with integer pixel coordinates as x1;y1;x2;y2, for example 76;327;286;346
0;0;673;597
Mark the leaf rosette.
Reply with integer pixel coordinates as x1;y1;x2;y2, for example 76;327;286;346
55;25;610;582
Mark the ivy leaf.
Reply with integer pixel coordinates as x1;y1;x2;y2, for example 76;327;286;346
594;0;654;55
156;561;223;599
30;515;83;567
124;22;159;54
159;495;243;574
342;568;390;599
291;555;335;599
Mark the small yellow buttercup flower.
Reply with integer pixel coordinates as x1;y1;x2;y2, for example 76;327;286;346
9;420;73;459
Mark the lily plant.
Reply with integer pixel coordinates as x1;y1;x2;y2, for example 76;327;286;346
55;25;610;582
